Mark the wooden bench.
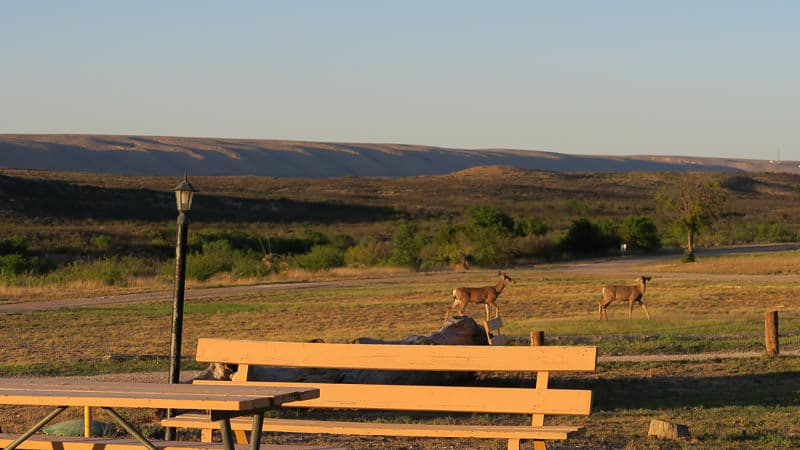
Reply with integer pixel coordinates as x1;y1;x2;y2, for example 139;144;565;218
163;338;597;450
0;434;345;450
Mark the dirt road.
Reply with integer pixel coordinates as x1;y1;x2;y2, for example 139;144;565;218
2;243;799;315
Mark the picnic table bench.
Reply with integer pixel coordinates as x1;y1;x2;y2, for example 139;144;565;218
162;337;597;449
0;379;341;450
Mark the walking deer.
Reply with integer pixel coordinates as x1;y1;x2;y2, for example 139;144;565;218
599;276;652;320
444;271;514;323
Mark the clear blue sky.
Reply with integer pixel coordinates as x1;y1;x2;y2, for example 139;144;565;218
1;1;798;159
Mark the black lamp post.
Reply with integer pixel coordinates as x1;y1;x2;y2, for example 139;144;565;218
165;175;196;440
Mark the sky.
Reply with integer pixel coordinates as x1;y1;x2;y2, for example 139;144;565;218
1;1;798;160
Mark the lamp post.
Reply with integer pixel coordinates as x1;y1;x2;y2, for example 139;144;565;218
165;175;196;440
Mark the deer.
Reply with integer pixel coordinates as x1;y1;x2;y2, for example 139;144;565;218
444;271;515;324
599;276;652;320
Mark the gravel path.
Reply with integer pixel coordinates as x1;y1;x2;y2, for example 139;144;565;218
3;243;799;315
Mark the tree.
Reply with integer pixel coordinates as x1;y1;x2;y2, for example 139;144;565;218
559;218;606;255
657;174;726;261
391;221;425;270
465;206;516;266
621;215;661;251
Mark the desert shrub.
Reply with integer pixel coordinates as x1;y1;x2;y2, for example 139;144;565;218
299;227;330;247
0;235;28;255
345;238;392;267
231;250;270;278
89;234;112;251
515;235;559;261
427;222;471;268
295;245;345;271
57;256;160;286
0;253;55;282
146;227;174;247
186;240;234;281
514;217;548;236
0;254;28;278
746;223;797;243
330;234;356;251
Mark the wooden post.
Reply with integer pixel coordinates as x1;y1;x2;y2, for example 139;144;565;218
530;331;545;347
84;406;91;437
765;311;779;357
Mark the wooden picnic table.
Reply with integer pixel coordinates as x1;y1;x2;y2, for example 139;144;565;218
0;378;320;450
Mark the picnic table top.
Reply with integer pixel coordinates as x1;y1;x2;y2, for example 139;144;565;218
0;378;320;411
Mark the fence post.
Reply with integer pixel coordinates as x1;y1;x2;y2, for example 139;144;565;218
765;310;779;357
530;331;545;347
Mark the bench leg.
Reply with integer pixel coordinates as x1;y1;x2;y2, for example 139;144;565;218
5;406;67;450
250;412;264;450
201;428;213;443
507;438;520;450
219;418;235;450
533;440;547;450
102;407;158;450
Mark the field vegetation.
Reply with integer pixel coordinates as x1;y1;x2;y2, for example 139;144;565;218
1;168;800;448
4;168;800;294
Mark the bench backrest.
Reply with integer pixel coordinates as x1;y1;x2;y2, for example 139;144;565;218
193;338;596;418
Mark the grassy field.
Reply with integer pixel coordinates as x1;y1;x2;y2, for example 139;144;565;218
1;250;799;448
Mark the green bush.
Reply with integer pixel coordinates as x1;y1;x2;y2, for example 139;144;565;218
0;235;28;255
295;245;345;271
186;240;234;281
345;238;392;267
89;234;113;251
515;235;559;261
231;251;270;278
391;221;424;270
515;217;548;236
59;257;159;286
559;218;607;255
621;215;661;251
0;253;55;283
0;254;28;277
746;223;796;243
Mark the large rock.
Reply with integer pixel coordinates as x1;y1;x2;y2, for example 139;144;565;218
194;316;487;385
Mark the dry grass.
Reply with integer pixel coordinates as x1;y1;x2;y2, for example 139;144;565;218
2;254;800;448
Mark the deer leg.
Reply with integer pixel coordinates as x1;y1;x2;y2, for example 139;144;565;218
493;303;500;319
484;304;490;321
444;299;458;323
629;300;635;320
640;302;651;319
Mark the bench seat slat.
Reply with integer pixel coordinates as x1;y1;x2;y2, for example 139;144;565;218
162;414;585;440
0;434;344;450
196;339;597;372
193;380;592;415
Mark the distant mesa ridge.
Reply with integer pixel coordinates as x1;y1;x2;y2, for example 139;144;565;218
0;134;795;177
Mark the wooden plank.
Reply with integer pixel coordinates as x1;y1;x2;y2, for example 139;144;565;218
0;434;344;450
193;381;592;415
0;380;318;410
195;339;597;372
161;416;585;440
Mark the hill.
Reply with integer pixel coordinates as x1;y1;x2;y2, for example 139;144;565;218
2;134;797;177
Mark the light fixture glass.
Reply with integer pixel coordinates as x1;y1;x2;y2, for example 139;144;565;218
173;176;196;213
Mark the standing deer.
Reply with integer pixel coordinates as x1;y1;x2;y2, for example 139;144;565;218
444;271;514;323
599;276;652;320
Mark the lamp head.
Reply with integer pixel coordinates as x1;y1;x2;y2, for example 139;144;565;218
174;175;197;213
